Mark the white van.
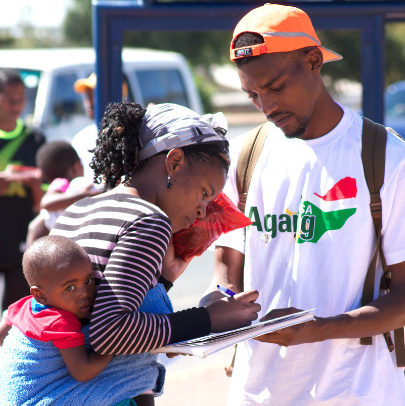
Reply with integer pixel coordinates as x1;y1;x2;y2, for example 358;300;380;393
0;48;203;142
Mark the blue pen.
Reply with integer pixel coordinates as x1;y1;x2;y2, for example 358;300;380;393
217;284;236;297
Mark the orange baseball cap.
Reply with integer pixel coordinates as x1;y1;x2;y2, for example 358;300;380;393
74;73;97;93
230;4;342;63
74;73;129;98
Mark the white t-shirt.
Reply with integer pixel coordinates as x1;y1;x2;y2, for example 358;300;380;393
217;105;405;405
71;123;97;182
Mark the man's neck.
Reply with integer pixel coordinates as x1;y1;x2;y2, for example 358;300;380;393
302;91;344;140
0;118;24;139
0;119;18;133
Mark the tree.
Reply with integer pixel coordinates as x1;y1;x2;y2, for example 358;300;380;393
62;0;92;47
62;2;405;96
123;31;231;67
319;24;405;87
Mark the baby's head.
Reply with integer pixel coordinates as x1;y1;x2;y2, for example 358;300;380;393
36;141;83;183
23;235;95;319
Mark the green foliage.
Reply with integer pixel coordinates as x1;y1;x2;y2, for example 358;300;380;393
318;30;361;83
123;31;232;68
0;33;16;48
62;0;92;46
318;24;405;87
386;23;405;85
193;68;216;113
60;2;405;96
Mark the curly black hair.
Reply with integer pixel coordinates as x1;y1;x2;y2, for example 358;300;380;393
91;102;230;190
90;102;146;190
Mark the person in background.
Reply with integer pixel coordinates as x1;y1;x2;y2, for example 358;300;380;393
200;4;405;405
26;141;101;246
51;101;261;405
72;73;129;182
0;68;46;311
71;73;98;182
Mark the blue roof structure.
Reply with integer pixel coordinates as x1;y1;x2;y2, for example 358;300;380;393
92;0;405;125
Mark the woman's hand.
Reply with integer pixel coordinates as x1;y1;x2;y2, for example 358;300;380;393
205;290;261;333
161;236;192;283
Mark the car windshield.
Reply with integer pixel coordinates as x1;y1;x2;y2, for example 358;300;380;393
385;83;405;119
135;69;189;107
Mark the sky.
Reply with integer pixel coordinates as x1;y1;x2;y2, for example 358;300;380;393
0;0;72;28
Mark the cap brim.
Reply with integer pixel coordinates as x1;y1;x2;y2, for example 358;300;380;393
73;74;97;93
320;46;343;63
74;82;92;93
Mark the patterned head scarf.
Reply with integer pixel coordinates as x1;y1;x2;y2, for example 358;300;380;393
138;103;228;161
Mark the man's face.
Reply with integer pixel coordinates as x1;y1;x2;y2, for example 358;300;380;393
84;88;94;120
237;52;320;140
0;83;26;127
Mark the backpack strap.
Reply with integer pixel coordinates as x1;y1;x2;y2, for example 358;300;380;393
360;117;387;313
236;122;270;214
360;117;405;366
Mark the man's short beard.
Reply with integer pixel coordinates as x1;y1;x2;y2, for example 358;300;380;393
283;115;310;139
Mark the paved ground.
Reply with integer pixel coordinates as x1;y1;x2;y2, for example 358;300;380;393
155;346;234;406
154;250;234;406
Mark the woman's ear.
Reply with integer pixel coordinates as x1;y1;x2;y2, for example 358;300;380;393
165;148;185;174
30;286;47;305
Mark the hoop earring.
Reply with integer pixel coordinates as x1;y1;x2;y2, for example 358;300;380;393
166;174;172;189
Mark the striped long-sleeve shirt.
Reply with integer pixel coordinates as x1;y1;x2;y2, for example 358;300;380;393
51;193;211;355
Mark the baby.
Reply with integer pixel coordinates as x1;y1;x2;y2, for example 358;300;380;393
0;235;112;382
0;234;173;405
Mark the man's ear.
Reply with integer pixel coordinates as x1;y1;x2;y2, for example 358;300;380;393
306;47;323;73
165;148;185;174
30;286;47;305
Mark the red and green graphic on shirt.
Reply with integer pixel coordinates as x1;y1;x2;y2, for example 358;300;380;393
247;177;357;243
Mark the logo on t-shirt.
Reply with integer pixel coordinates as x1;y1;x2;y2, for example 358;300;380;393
248;177;357;243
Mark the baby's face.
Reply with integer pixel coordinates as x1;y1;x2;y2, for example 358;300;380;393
41;255;96;319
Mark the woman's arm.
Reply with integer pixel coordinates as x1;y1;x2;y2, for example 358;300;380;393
89;215;174;355
89;215;260;356
161;236;192;284
200;245;245;307
59;345;113;382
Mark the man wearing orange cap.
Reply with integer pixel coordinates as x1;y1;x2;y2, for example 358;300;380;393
71;73;97;182
202;4;405;405
72;73;129;182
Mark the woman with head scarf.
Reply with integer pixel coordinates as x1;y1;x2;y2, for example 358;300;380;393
3;102;259;405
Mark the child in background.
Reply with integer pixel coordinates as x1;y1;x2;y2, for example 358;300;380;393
26;141;101;246
0;235;113;381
